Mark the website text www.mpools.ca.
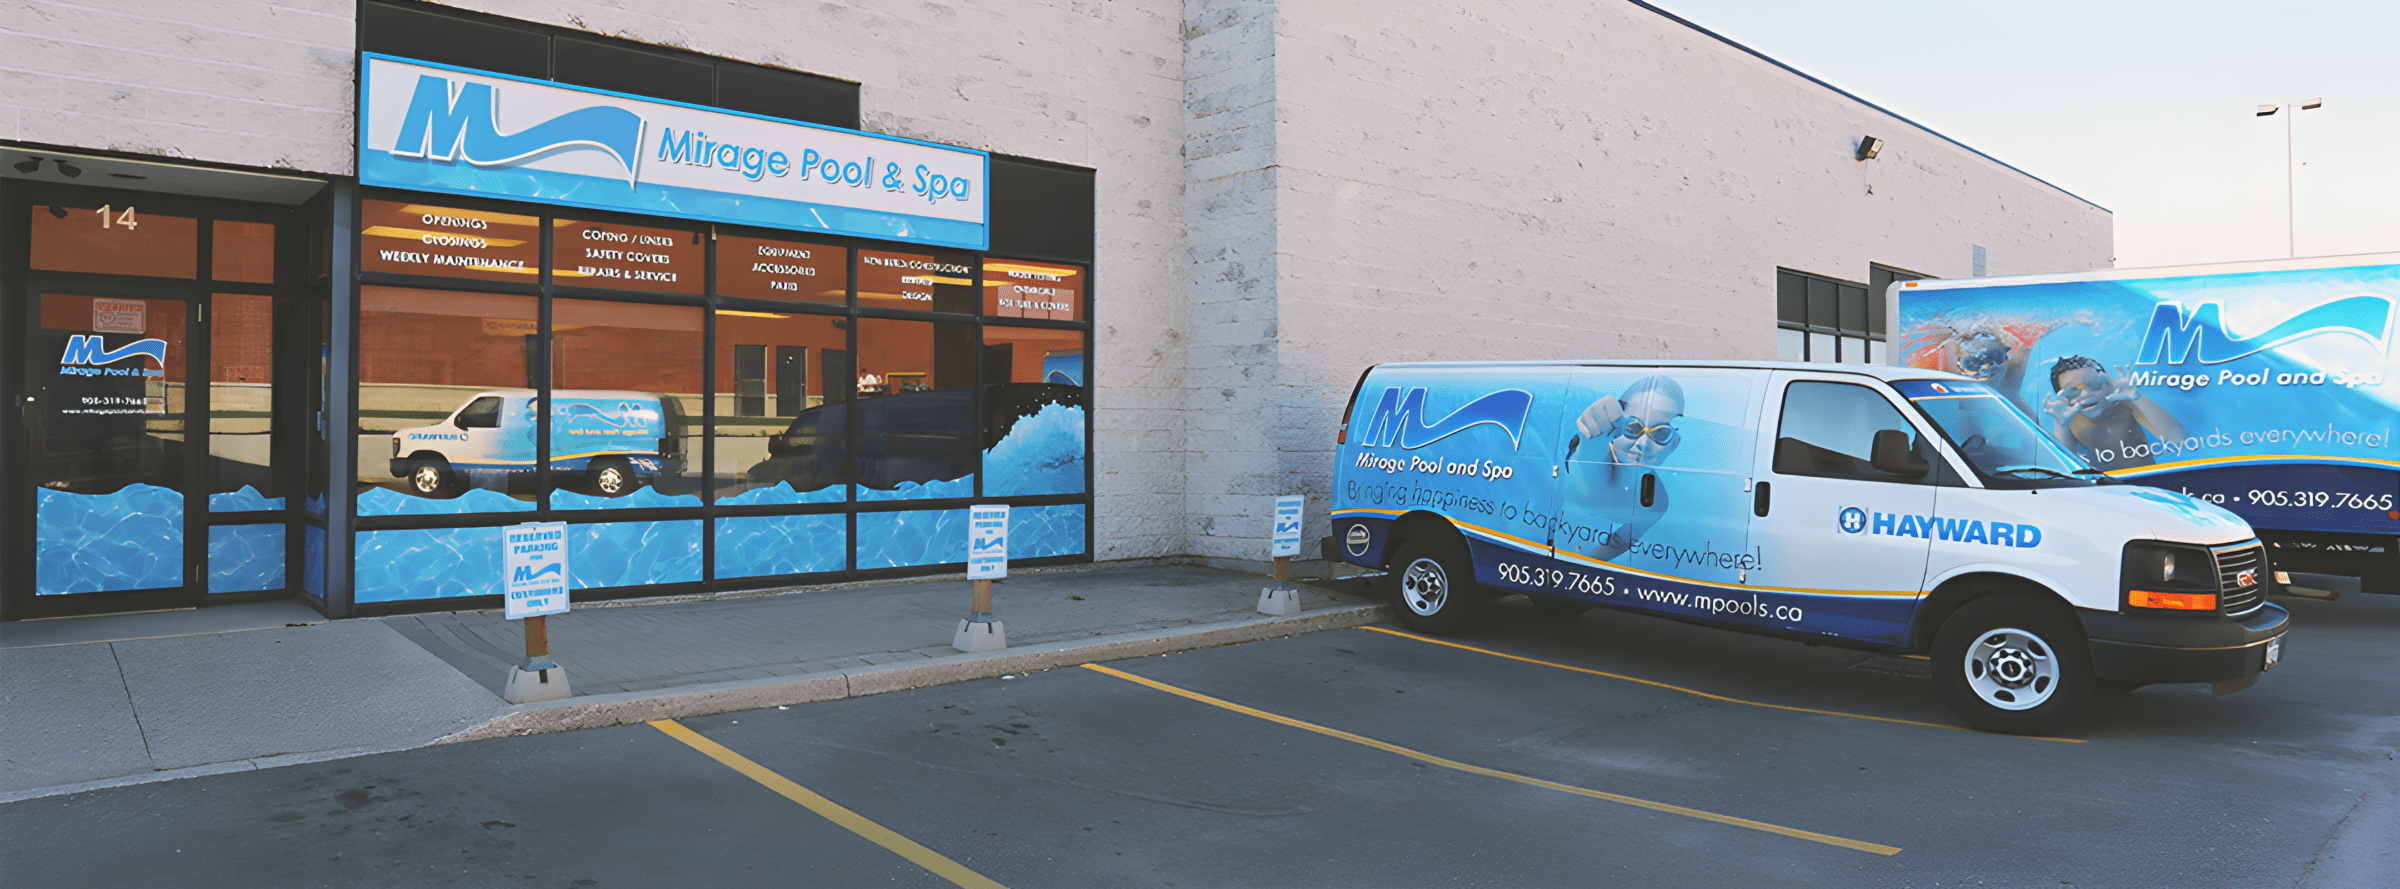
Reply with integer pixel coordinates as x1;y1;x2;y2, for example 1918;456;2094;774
1493;561;1806;623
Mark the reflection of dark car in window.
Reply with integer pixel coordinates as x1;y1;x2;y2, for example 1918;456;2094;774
745;382;1083;491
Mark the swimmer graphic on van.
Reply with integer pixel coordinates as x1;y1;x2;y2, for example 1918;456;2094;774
1563;374;1684;561
2041;356;2187;469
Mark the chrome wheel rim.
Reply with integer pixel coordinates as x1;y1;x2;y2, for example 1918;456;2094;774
1399;557;1448;616
1963;626;2059;711
597;467;627;494
410;465;442;493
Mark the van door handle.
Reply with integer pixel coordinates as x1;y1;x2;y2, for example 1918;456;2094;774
1753;481;1772;517
1640;472;1656;508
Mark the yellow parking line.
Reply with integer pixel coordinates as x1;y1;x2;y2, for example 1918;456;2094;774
649;719;1008;889
1080;663;1901;856
1359;626;2085;744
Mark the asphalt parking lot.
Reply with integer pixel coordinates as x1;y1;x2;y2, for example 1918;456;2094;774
5;591;2393;888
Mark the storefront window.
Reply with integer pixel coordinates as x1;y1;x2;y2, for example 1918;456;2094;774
858;248;977;314
717;234;847;304
983;259;1082;321
208;293;280;510
211;220;276;284
358;200;539;283
982;326;1087;496
30;200;197;279
357;287;539;514
853;318;977;500
547;298;703;508
713;311;848;503
553;218;704;294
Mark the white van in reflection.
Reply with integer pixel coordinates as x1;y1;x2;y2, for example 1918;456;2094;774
390;390;682;497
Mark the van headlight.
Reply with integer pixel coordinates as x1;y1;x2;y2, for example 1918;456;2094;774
2120;541;2217;613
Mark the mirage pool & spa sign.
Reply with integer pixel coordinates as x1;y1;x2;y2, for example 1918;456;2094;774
359;54;990;250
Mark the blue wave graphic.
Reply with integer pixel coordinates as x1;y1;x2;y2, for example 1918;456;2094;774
1356;387;1534;450
390;75;645;184
209;524;286;593
60;335;167;367
35;484;183;595
2136;295;2391;365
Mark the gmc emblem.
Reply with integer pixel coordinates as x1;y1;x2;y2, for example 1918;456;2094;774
2235;568;2258;588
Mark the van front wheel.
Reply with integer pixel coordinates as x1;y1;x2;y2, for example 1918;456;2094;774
1932;596;2094;735
1388;530;1483;635
405;458;456;498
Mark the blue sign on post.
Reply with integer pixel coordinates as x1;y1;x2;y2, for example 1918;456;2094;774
1271;495;1304;558
968;505;1010;580
503;521;570;619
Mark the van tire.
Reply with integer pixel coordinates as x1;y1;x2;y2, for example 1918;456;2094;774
1388;529;1483;635
1932;596;2094;735
405;457;457;498
589;457;639;497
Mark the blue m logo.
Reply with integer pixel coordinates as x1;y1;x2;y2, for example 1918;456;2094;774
2134;295;2392;365
390;75;647;185
1356;387;1534;450
60;335;166;368
511;562;564;583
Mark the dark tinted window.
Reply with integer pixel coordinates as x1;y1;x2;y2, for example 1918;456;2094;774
458;396;503;429
1772;381;1931;484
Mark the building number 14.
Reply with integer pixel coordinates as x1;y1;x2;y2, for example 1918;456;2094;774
95;205;138;230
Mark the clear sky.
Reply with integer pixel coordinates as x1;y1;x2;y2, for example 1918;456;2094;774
1647;0;2400;270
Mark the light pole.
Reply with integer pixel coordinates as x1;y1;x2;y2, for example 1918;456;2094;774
2256;98;2322;258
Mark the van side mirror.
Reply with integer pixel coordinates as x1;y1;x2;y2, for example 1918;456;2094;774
1870;429;1928;477
452;414;469;430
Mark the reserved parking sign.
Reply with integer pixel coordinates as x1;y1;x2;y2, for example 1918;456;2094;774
503;522;570;619
968;505;1009;580
1271;495;1304;557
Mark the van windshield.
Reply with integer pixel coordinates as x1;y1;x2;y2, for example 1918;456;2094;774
1892;379;2098;487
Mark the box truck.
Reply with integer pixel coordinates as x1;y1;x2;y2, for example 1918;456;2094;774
1892;253;2400;598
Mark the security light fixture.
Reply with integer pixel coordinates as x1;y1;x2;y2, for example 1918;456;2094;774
12;157;40;174
1856;136;1884;161
47;205;69;219
2257;104;2278;116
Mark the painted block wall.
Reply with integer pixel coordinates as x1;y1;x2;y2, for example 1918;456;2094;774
1175;1;2115;562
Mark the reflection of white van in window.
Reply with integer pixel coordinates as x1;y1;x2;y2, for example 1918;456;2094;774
390;390;681;497
1327;361;2288;734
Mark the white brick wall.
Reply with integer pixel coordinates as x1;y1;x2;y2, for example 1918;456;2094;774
1;0;354;172
4;0;2111;571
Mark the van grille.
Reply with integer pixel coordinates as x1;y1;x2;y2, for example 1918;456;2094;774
2214;543;2266;616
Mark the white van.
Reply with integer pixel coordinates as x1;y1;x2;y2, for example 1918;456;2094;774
391;389;682;497
1326;361;2288;734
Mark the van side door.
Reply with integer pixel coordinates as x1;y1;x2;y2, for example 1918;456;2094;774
1554;367;1762;598
1747;372;1941;646
1336;365;1563;583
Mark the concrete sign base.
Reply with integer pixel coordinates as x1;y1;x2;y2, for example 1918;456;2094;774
502;662;573;704
1257;585;1302;616
952;617;1008;652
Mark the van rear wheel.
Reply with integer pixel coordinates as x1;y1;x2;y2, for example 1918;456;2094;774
589;457;638;497
1932;596;2094;735
1388;529;1483;635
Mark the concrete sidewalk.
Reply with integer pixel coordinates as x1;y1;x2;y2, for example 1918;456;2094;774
1;564;1386;803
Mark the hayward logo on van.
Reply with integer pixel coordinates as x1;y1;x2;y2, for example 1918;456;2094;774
2134;295;2392;365
1839;507;2043;548
1355;387;1534;450
390;74;647;185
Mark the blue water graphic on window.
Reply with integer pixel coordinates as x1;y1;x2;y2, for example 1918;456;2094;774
1009;504;1087;558
858;475;974;501
552;487;702;510
983;404;1085;496
721;481;846;505
209;485;287;512
358;486;534;516
571;520;702;589
717;514;845;578
35;484;183;595
304;524;325;597
355;527;503;602
209;524;287;593
857;509;968;568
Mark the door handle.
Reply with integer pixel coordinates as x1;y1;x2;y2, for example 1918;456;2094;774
1639;472;1656;508
1753;481;1772;517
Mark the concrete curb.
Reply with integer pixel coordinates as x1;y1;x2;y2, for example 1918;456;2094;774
433;603;1391;745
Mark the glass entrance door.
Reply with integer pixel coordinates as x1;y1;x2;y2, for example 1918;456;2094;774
23;292;200;609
